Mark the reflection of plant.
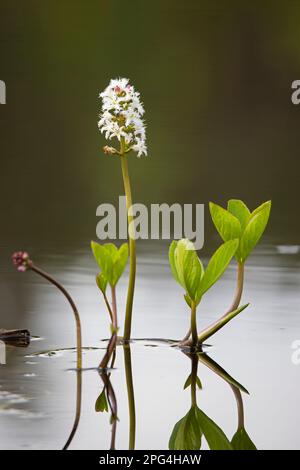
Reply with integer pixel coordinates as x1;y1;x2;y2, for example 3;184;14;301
91;241;128;368
230;385;256;450
169;239;248;348
198;353;257;450
12;251;83;369
96;369;118;450
98;78;147;343
169;356;232;450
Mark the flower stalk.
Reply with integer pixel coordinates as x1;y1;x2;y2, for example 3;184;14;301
12;252;82;369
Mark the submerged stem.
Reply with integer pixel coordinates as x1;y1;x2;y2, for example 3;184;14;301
30;265;82;369
120;140;136;342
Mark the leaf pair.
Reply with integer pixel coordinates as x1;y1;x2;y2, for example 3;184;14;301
169;405;232;450
169;238;239;305
209;200;271;263
91;241;128;293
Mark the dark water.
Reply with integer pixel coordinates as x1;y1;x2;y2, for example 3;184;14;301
0;243;299;449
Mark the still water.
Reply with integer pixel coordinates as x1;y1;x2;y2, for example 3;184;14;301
0;242;299;449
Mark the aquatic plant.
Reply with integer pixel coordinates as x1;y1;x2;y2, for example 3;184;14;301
98;78;147;342
169;239;248;348
12;251;82;369
169;355;232;450
91;241;128;368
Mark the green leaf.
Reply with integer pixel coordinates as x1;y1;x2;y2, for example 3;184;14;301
196;376;202;389
112;243;128;286
195;407;232;450
95;389;108;413
231;427;257;450
209;202;241;242
198;239;239;296
91;241;113;284
169;407;202;450
227;200;251;230
91;241;128;287
169;241;180;284
95;272;107;294
171;239;204;301
239;201;271;262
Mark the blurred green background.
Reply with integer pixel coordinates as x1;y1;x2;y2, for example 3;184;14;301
0;0;299;250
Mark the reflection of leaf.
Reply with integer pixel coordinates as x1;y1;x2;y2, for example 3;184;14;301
95;389;108;413
169;407;202;450
183;374;202;390
195;408;232;450
231;427;257;450
169;406;232;450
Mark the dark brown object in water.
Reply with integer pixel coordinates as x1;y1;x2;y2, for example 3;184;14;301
0;329;30;347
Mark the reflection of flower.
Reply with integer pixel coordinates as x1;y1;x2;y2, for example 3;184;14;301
12;251;32;272
98;78;147;157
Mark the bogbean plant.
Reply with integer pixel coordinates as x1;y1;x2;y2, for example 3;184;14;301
12;78;272;370
98;78;147;342
169;199;271;349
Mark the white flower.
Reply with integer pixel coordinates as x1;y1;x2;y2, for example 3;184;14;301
98;78;147;157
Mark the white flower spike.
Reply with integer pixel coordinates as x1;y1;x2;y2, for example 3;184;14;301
98;78;147;157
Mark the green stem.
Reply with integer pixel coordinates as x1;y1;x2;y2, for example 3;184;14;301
99;285;118;370
190;301;198;347
120;140;136;342
31;265;82;370
123;344;136;450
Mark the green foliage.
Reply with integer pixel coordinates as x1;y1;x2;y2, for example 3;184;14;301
169;406;202;450
96;272;107;295
231;427;257;450
91;241;128;287
169;405;232;450
95;389;108;413
210;200;271;263
169;238;238;305
183;374;202;390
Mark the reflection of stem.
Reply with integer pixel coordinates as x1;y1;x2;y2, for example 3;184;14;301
197;352;249;394
123;344;136;450
31;265;82;369
230;384;244;429
99;286;118;370
63;370;82;450
190;302;198;347
190;354;198;407
120;138;136;342
100;371;118;450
